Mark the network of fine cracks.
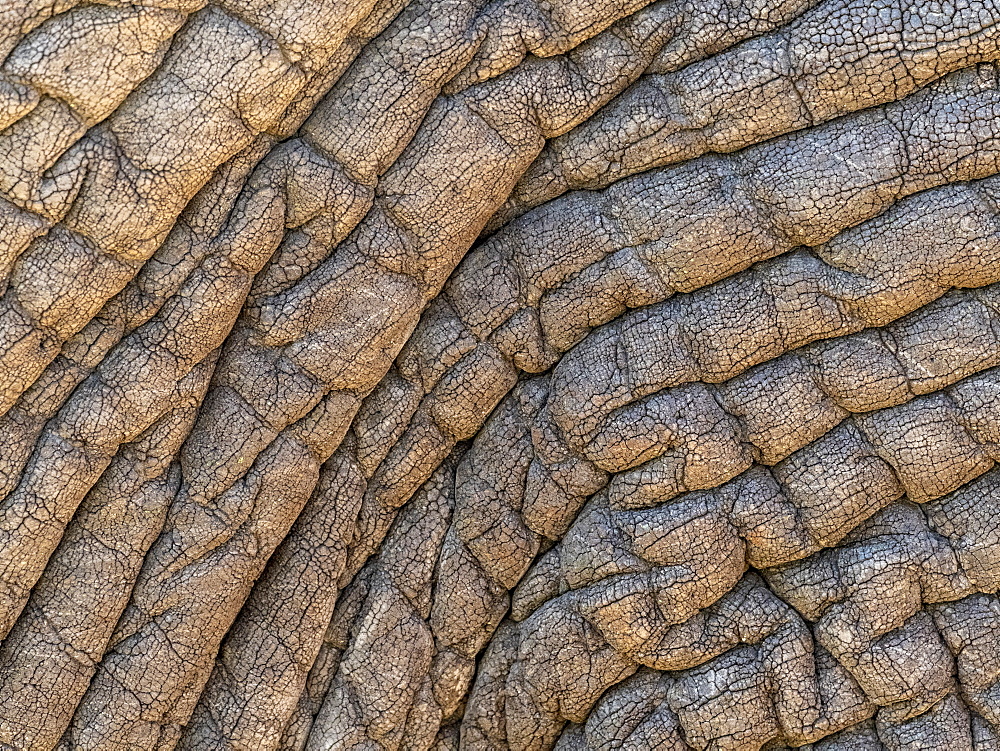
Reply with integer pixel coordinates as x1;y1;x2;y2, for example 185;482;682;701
0;1;998;750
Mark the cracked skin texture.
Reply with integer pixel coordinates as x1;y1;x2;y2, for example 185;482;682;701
0;1;999;750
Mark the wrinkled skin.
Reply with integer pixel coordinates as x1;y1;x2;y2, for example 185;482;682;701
0;1;999;749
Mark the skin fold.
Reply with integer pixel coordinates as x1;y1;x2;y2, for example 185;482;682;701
0;1;997;750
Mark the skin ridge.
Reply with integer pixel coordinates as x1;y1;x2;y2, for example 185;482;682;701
273;67;1000;746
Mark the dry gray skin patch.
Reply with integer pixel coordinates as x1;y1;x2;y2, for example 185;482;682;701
0;1;997;750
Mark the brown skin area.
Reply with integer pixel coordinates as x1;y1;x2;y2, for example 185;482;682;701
0;1;998;749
